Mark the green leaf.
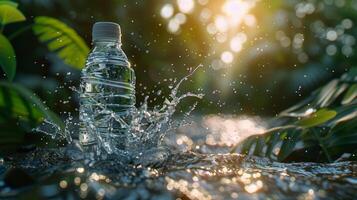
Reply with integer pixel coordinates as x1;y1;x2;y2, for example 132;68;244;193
0;1;18;7
277;130;300;161
329;112;357;135
342;84;357;105
0;81;65;131
240;136;257;154
297;109;337;128
327;133;357;148
0;4;25;25
265;132;281;158
279;94;315;117
327;104;357;127
0;34;16;80
32;16;89;69
253;137;265;156
315;79;339;108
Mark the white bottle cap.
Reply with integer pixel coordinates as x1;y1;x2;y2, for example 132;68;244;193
92;22;121;42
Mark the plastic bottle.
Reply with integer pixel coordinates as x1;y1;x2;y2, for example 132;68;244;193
79;22;135;154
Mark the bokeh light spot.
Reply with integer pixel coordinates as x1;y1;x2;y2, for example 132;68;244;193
160;4;174;19
221;51;234;64
215;15;229;32
168;18;180;33
177;0;195;14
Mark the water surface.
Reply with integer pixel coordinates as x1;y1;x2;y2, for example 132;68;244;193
1;117;356;200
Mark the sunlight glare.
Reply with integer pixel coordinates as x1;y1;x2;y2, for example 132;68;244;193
177;0;195;14
200;8;212;22
204;116;266;146
198;0;209;5
215;15;229;32
230;33;247;52
166;177;212;200
207;23;218;35
222;0;251;26
244;180;263;193
230;37;242;52
217;33;228;43
244;14;256;27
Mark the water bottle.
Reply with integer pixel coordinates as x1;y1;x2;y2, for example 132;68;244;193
79;22;136;154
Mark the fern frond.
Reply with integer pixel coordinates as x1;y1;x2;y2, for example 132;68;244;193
33;16;89;69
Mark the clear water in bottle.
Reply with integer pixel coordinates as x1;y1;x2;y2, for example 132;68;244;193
79;22;135;154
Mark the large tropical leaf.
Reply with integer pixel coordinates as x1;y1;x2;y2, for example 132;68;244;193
280;68;357;118
325;117;357;145
0;3;25;26
253;137;265;157
342;84;357;105
0;81;65;130
297;109;337;128
327;103;357;127
32;16;89;69
237;67;357;162
0;34;16;80
277;130;301;161
265;132;281;158
0;81;66;147
0;1;18;7
240;136;256;154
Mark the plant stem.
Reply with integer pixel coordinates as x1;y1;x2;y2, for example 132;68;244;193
8;24;33;40
312;128;332;162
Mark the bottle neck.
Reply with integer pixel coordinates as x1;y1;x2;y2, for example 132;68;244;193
89;39;130;67
93;40;121;48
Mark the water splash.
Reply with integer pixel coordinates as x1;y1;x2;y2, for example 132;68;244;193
35;65;204;161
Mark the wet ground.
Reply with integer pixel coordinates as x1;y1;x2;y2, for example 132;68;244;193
0;116;356;200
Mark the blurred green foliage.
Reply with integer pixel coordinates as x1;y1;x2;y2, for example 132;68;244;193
0;0;80;149
237;68;357;162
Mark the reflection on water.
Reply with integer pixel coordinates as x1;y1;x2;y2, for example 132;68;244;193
1;117;356;199
203;115;266;147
